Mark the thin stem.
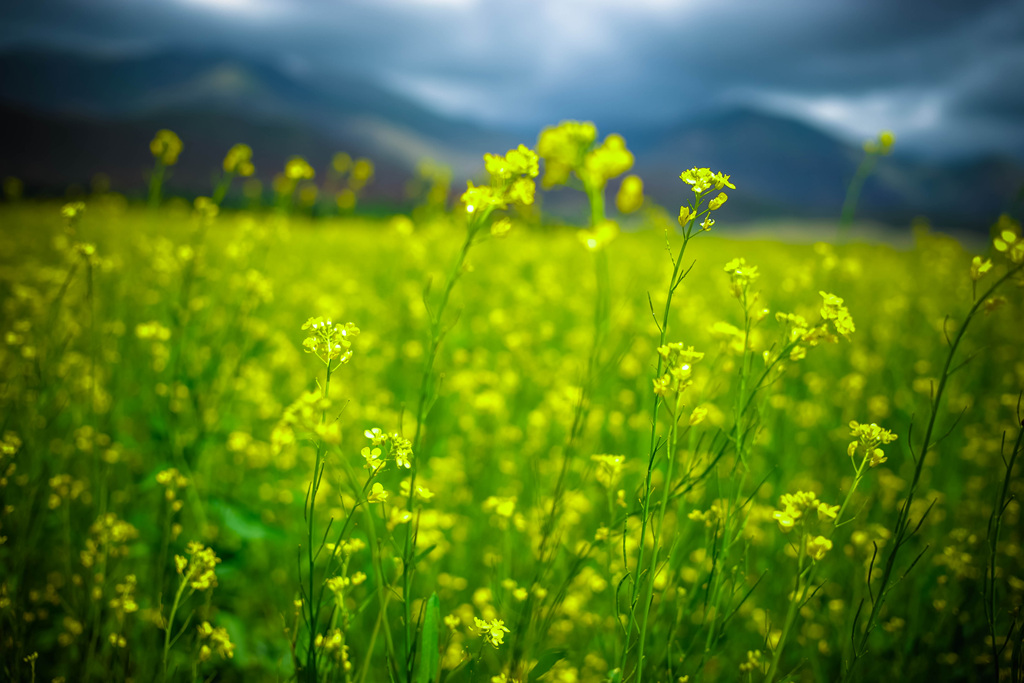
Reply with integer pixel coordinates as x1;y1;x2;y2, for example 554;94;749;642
846;261;1024;677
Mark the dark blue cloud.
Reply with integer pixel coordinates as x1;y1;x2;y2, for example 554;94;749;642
1;0;1022;158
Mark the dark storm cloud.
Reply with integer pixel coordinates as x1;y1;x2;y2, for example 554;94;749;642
2;0;1022;157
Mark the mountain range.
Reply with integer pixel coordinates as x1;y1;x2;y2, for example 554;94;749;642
1;48;1021;230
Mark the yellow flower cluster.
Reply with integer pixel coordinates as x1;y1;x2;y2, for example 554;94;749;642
615;175;644;214
80;513;138;568
285;156;315;181
847;420;898;468
536;121;634;191
361;428;414;471
315;628;352;668
109;574;138;617
577;220;619;251
819;291;855;339
723;257;760;300
150;129;182;166
772;491;839;533
652;343;704;398
197;621;235;661
463;144;539;216
863;130;895;155
174;541;220;591
156;468;189;512
302;317;360;364
992;214;1024;263
679;167;735;195
222;144;255;176
474;616;511;647
590;454;625;489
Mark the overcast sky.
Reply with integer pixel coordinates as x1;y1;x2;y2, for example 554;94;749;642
2;0;1023;158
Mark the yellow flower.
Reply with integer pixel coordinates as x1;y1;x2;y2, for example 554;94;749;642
806;535;833;561
970;256;993;282
848;420;897;467
590;454;625;488
474;617;511;647
367;483;389;504
615;174;644;213
577;220;619;251
708;192;728;211
285;156;315;181
150;129;182;166
222;144;254;176
677;205;693;226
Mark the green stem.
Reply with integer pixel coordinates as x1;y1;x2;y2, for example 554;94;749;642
163;574;191;679
838;154;877;242
621;197;708;681
149;162;167;209
636;392;684;678
212;173;234;206
765;536;808;680
403;209;488;680
305;358;334;682
846;261;1024;678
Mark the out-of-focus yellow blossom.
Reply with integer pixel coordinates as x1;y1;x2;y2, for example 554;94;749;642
197;621;235;661
806;535;833;561
350;158;375;188
222;144;254;176
490;217;513;238
590;454;625;488
773;491;838;533
150;129;183;166
739;649;764;673
483;496;517;518
992;214;1024;263
582;133;634;188
536;121;597;188
724;257;759;299
689;405;708;426
194;196;218;220
175;541;220;591
367;482;389;504
970;256;993;282
653;343;704;398
819;291;856;339
462;144;539;218
863;130;895;155
578;220;619;251
615;174;644;213
285;156;315;181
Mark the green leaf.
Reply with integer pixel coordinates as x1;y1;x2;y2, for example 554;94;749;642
413;592;440;683
528;649;567;683
414;543;438;566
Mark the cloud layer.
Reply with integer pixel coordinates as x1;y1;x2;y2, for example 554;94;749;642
2;0;1023;158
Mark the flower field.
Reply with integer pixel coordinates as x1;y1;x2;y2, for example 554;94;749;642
1;125;1022;683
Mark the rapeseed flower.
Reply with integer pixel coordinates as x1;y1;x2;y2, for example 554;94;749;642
150;130;182;166
474;617;511;647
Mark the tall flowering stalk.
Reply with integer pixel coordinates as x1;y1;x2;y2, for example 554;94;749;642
619;167;733;683
294;317;360;682
401;144;539;682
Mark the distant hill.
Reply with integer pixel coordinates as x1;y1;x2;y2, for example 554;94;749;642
1;48;1021;229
